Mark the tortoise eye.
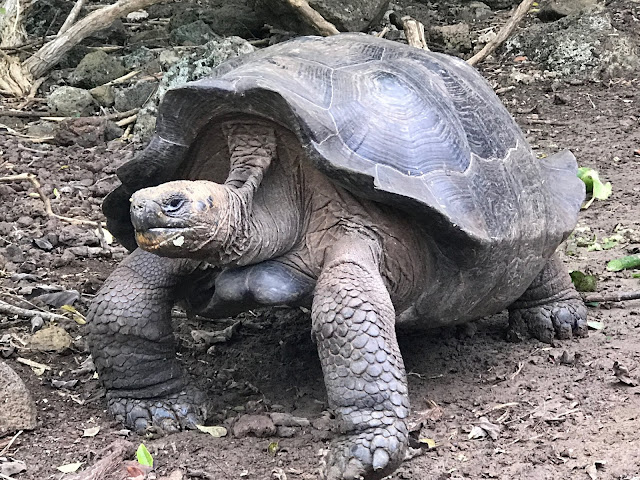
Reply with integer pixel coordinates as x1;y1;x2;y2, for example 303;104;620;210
164;196;185;213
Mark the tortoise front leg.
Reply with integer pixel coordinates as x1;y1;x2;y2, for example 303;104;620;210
87;248;206;432
313;239;409;480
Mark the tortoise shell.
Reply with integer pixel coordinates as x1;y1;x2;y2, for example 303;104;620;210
105;33;584;258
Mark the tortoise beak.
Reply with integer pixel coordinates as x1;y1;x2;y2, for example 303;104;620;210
130;196;190;252
130;197;162;232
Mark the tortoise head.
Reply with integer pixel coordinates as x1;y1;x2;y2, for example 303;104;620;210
130;180;231;259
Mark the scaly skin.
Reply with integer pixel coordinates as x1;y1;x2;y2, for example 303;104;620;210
508;253;588;344
313;238;409;480
87;248;207;432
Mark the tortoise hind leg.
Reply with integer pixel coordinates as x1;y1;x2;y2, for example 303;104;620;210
507;253;587;344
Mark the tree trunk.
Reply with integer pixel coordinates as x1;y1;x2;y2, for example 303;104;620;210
0;0;37;48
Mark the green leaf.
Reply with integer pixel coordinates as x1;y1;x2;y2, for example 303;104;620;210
606;254;640;272
632;273;640;279
267;441;279;456
136;443;153;467
0;7;6;15
570;271;597;292
577;167;612;206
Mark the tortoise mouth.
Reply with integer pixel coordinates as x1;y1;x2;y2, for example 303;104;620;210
135;227;190;251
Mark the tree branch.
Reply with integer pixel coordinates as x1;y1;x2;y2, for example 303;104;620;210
24;0;164;79
467;0;535;67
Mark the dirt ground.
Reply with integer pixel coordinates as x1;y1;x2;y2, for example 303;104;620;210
1;3;640;480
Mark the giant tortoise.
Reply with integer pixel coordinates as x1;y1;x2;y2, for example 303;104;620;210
87;33;587;479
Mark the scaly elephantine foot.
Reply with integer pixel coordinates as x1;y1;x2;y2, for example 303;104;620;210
107;387;207;433
507;298;588;344
322;423;408;480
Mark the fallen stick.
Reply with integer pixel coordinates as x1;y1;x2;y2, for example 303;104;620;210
467;0;536;67
582;291;640;303
282;0;339;36
0;173;103;227
0;299;68;322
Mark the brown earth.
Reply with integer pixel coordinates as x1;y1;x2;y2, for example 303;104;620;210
1;3;640;480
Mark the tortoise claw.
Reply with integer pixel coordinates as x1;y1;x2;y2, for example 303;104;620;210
507;298;588;344
107;387;207;433
321;424;406;480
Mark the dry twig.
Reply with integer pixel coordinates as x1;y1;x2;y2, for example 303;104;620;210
282;0;339;36
0;173;103;226
467;0;536;67
0;299;68;322
582;291;640;303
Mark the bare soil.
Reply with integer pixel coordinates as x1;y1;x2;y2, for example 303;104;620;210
1;4;640;480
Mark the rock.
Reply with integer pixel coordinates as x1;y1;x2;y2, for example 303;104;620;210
89;85;116;107
4;244;24;263
506;12;639;79
128;28;170;49
538;0;602;22
276;426;297;437
203;4;263;37
134;37;255;140
233;414;277;437
431;23;472;54
269;412;311;427
311;415;333;431
250;0;389;34
158;49;181;68
121;47;162;74
480;0;520;8
28;325;73;353
47;86;98;117
459;2;493;22
170;20;217;46
88;18;128;45
58;45;92;69
0;460;26;477
0;362;37;435
71;50;127;89
114;81;158;111
25;121;57;138
169;4;263;38
53;118;123;147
